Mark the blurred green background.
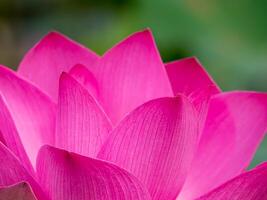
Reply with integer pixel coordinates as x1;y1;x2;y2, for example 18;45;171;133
0;0;266;168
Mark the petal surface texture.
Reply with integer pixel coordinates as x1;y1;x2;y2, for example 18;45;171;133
36;145;151;200
0;95;33;174
98;96;198;199
68;64;100;101
178;91;267;200
18;30;172;124
165;57;220;133
56;73;112;157
197;162;267;200
0;142;46;200
18;32;99;101
165;57;220;97
0;65;56;165
0;182;37;200
92;29;173;124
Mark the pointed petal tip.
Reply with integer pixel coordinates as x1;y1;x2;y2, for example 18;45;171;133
105;28;156;53
166;56;199;65
43;31;64;40
32;31;74;50
68;63;87;72
59;71;77;86
59;71;69;80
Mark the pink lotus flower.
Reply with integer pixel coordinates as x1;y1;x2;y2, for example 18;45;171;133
0;29;267;200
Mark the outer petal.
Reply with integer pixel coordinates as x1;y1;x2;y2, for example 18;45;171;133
178;91;267;200
165;57;220;96
98;96;199;199
0;142;47;200
94;29;173;124
18;31;99;101
56;73;112;157
0;65;56;166
165;57;220;133
197;162;267;200
0;182;37;200
36;145;151;200
0;95;33;174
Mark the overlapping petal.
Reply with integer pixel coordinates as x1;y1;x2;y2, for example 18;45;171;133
0;65;56;165
197;162;267;200
69;64;100;101
18;30;173;125
56;73;112;157
166;57;220;133
0;95;33;174
0;182;37;200
18;31;99;101
93;29;173;124
165;57;220;97
178;91;267;200
98;96;198;199
36;145;151;200
0;142;47;200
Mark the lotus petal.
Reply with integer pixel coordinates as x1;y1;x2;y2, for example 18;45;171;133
18;31;99;101
36;145;151;200
69;64;100;101
56;73;112;157
98;96;198;199
166;57;220;133
0;95;33;174
0;142;47;200
178;91;267;200
0;65;56;165
93;29;172;124
197;162;267;200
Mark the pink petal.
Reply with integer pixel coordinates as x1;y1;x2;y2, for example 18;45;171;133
36;145;151;200
93;29;172;124
0;182;37;200
69;64;100;101
178;91;267;200
165;57;220;96
56;73;112;157
0;65;56;166
0;95;33;174
98;96;199;199
197;162;267;200
18;31;99;101
165;57;220;133
0;142;47;200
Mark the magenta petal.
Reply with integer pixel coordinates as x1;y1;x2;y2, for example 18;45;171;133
165;57;220;133
0;182;37;200
0;142;47;200
197;162;267;200
69;64;100;101
36;145;151;200
94;29;172;124
165;57;220;96
56;73;112;157
178;91;267;200
18;31;99;101
0;65;56;165
0;95;33;174
98;96;199;199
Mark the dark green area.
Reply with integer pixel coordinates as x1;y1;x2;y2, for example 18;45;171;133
0;0;266;168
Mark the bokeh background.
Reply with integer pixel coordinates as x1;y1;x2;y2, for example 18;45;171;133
0;0;266;168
